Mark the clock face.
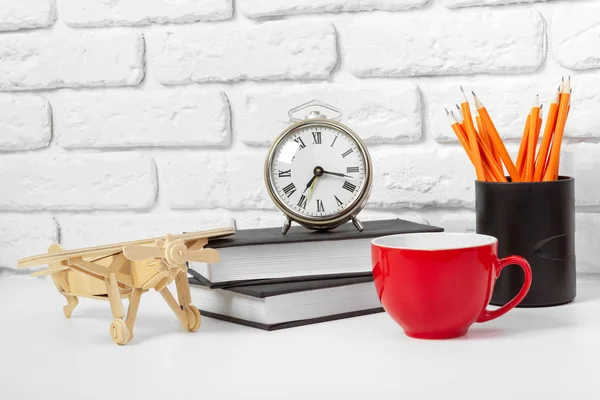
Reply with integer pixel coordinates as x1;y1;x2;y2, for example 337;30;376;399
267;122;369;221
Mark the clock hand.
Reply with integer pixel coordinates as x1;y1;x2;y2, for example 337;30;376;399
306;176;319;205
303;175;317;194
322;170;353;178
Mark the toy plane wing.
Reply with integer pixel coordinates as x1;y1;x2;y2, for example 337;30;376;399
17;227;235;269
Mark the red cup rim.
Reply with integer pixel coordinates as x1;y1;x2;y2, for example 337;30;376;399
371;232;498;251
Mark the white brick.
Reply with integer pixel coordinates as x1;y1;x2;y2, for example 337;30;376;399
164;151;271;209
563;74;600;139
60;0;232;28
0;96;51;151
237;83;421;146
575;213;600;274
560;143;600;207
240;0;427;18
358;209;429;226
438;212;476;233
339;9;544;78
146;21;336;84
0;153;157;211
58;214;235;250
0;26;144;91
0;216;58;270
443;0;547;8
53;89;230;148
0;0;56;32
368;147;477;209
552;4;600;70
427;74;599;142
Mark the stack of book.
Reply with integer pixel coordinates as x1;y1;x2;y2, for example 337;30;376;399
187;218;443;330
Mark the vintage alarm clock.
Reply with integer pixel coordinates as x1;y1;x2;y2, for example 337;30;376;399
264;100;373;234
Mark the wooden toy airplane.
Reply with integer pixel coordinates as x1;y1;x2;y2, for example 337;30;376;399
17;227;235;345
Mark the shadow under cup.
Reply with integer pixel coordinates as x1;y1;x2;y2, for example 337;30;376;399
475;176;576;307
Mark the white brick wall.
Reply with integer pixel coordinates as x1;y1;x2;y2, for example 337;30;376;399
0;25;144;91
552;4;600;70
0;0;56;32
146;21;337;84
2;0;600;276
442;0;547;7
240;0;428;18
338;9;545;77
60;0;232;28
0;216;58;269
0;153;157;211
0;96;51;150
52;89;231;148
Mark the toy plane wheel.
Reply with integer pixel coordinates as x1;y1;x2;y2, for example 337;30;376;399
186;305;201;332
110;319;131;345
63;296;78;318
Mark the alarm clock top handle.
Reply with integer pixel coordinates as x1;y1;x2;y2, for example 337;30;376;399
288;100;342;122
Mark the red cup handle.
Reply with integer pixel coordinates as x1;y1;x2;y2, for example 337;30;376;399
476;255;532;323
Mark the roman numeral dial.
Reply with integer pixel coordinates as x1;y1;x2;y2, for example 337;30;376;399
312;132;322;144
269;123;368;220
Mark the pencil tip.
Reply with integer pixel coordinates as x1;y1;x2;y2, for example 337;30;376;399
460;86;469;103
448;110;457;124
473;93;483;109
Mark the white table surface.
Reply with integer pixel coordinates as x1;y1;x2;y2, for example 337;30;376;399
2;274;600;400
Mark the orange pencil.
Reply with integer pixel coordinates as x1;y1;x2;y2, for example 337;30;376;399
462;113;508;182
447;110;495;181
475;130;508;182
554;92;571;180
473;92;521;182
533;89;560;182
516;114;531;176
524;96;541;181
489;121;502;169
456;104;465;130
546;79;567;180
543;78;571;181
460;88;486;181
476;115;495;165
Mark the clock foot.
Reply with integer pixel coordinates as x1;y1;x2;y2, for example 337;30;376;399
352;216;364;232
282;218;292;234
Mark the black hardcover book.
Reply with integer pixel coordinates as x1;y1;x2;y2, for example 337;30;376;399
189;274;376;296
188;218;443;287
189;274;385;331
200;218;441;248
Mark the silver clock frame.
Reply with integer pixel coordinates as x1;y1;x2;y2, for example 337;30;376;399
264;114;373;234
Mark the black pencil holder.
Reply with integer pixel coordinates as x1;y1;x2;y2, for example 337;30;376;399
475;176;576;307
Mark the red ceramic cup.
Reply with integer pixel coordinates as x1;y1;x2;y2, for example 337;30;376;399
371;232;532;339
